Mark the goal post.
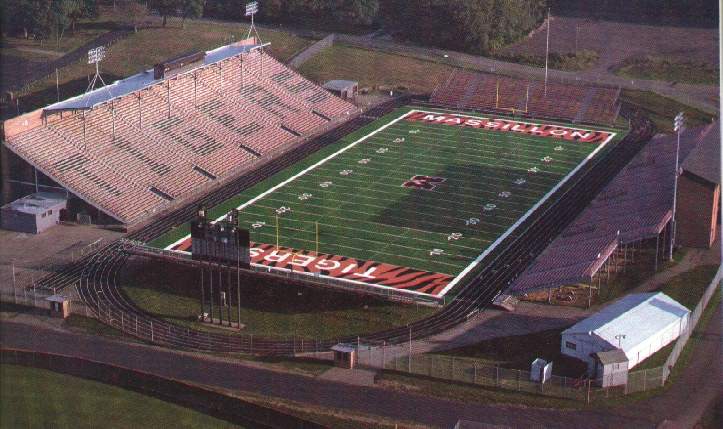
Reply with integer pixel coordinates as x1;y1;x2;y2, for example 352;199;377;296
495;79;530;114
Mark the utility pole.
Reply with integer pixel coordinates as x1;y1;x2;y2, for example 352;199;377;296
670;112;684;261
544;8;551;97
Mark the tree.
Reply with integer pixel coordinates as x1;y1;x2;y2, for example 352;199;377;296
118;0;148;32
333;0;379;26
3;0;52;39
181;0;205;28
149;0;179;27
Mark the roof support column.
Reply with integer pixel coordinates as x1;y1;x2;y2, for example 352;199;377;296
82;110;86;151
111;100;115;142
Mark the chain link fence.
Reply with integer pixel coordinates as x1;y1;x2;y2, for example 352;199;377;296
352;265;721;403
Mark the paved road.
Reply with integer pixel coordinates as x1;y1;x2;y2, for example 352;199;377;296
3;308;719;429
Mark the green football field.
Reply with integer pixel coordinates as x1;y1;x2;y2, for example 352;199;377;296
152;107;624;298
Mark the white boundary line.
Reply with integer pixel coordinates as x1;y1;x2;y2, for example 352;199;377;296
437;120;617;295
164;109;618;299
165;109;414;251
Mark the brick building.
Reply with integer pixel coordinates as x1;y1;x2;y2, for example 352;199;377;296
676;123;720;248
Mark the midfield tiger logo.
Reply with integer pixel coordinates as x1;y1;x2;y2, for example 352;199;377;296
402;175;446;190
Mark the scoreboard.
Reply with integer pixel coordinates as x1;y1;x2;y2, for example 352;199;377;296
190;206;250;268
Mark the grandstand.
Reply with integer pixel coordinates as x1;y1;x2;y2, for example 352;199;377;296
511;123;710;295
1;39;358;227
430;70;621;125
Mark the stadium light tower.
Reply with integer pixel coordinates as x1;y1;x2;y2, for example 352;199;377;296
245;1;262;43
669;112;684;261
86;46;108;93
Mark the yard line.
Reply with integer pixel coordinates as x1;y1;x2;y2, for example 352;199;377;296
245;201;494;249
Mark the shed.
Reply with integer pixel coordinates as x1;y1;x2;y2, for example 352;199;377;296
561;292;689;373
331;343;356;369
322;80;358;100
46;295;71;319
1;192;67;234
592;349;629;387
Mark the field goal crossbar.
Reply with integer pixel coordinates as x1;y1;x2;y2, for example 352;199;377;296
495;80;530;116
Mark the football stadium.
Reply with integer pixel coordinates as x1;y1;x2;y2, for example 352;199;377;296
3;10;716;363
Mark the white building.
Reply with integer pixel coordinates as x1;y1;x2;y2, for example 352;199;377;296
561;292;690;373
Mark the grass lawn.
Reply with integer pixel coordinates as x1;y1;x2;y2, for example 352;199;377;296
657;264;719;309
8;20;312;116
434;329;588;377
376;370;580;409
298;44;456;92
613;56;719;85
0;364;242;428
121;256;436;339
620;90;716;133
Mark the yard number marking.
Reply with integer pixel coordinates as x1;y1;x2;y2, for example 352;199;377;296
319;181;333;188
276;206;292;215
298;193;312;201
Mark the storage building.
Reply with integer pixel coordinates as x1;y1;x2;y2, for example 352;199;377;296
561;292;689;373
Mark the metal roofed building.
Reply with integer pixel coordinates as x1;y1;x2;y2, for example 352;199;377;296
561;292;690;371
1;192;67;233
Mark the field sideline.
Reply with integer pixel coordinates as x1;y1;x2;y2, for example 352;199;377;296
151;106;625;299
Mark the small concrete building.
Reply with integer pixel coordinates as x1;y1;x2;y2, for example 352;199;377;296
677;123;720;248
322;80;358;100
46;295;71;319
1;192;67;234
562;292;689;377
592;349;629;387
331;343;356;369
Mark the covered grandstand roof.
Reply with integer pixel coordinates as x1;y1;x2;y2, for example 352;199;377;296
44;41;269;112
511;125;709;293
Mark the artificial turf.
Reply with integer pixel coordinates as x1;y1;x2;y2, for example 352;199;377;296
151;106;624;296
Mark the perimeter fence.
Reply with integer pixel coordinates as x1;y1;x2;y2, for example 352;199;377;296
351;265;721;403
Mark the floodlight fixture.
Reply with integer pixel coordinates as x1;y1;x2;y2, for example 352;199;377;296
88;46;106;65
673;112;684;132
245;1;258;16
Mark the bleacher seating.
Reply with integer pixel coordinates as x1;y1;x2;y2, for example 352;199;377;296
3;46;358;225
430;72;620;125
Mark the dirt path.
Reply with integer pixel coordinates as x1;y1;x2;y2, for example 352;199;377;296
13;47;64;58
